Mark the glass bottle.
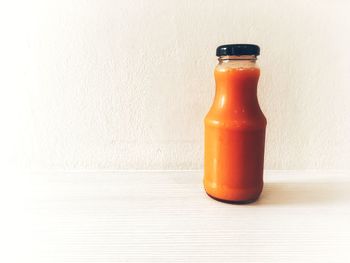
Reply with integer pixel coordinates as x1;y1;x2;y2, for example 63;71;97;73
204;44;267;204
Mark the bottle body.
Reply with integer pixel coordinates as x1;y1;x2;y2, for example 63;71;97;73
204;58;266;203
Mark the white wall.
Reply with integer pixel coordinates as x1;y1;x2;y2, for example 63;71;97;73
1;0;350;170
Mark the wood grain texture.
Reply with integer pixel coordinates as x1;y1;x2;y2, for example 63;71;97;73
27;170;350;262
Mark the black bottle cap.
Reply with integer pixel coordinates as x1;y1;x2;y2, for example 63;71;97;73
216;44;260;57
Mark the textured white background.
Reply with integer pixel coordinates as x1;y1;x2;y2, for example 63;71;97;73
1;0;350;170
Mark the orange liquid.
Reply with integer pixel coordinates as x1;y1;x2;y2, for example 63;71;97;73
204;67;267;203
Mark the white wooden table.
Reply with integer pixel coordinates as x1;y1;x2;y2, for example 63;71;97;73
13;170;350;262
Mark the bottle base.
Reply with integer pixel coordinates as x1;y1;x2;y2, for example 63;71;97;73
206;192;259;204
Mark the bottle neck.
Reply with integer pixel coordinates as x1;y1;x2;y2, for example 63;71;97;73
217;55;258;69
213;56;260;113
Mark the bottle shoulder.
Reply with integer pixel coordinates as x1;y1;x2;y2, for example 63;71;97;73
205;111;267;130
